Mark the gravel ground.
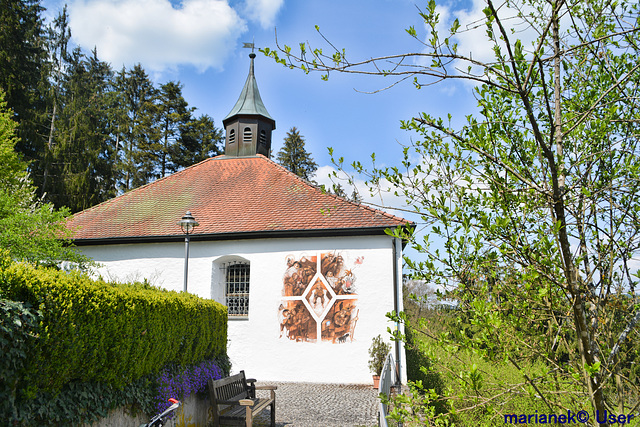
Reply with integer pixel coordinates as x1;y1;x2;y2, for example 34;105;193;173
251;382;380;427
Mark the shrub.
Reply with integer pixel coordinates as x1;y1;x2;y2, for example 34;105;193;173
400;303;580;426
404;327;447;415
1;356;229;426
368;334;392;376
0;299;41;421
154;357;230;414
0;255;228;425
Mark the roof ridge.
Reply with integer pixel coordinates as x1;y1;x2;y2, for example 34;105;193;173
260;156;410;224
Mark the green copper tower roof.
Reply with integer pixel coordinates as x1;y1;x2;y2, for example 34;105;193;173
223;53;274;125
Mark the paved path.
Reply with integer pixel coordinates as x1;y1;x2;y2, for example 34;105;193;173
252;382;380;427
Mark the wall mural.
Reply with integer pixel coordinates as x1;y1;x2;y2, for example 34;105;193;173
278;252;363;343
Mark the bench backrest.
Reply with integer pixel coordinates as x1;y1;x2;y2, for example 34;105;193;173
209;370;250;404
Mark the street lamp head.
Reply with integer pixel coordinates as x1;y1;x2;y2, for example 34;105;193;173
178;211;199;235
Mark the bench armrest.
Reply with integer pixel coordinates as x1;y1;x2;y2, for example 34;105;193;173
255;385;278;390
239;399;255;406
216;399;245;405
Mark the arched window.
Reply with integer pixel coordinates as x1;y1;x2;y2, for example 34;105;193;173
259;130;267;146
228;129;235;144
243;127;252;143
225;261;250;317
211;257;251;319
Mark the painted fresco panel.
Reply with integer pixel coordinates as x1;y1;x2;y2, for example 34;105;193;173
282;254;317;296
321;252;362;295
321;299;358;343
278;300;317;342
279;251;363;344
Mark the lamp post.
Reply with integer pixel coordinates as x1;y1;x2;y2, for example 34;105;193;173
178;211;199;293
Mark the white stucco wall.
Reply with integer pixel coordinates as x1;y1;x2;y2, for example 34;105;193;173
79;235;405;384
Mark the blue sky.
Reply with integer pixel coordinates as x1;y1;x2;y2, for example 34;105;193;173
40;0;482;178
36;1;640;289
40;0;487;264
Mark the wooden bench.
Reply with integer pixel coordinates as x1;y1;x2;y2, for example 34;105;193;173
208;370;276;426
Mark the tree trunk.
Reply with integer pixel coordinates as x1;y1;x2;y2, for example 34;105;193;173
42;103;57;196
551;3;607;421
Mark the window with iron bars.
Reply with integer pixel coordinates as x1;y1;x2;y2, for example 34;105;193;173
224;261;250;317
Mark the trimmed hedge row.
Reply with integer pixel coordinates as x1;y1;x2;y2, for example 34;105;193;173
0;255;227;393
0;298;41;421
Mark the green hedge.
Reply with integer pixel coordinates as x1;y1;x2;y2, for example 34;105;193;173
0;255;227;394
0;298;41;421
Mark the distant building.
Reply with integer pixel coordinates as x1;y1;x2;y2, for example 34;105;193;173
66;53;410;384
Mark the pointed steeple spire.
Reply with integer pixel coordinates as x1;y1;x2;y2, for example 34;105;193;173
224;53;274;122
223;53;276;157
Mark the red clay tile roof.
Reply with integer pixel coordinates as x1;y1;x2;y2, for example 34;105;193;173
66;155;410;243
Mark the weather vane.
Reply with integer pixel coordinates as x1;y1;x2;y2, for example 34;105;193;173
243;39;256;54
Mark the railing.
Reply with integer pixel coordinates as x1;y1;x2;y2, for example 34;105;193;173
378;351;400;427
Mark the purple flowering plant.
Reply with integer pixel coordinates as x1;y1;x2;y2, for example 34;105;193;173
154;358;228;414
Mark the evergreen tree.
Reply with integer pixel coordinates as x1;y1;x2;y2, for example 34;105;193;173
131;81;223;178
329;182;347;198
152;81;194;177
113;65;157;191
50;48;116;212
349;189;362;203
174;114;223;169
0;0;50;178
37;7;118;212
276;127;317;181
1;2;222;205
0;89;86;266
327;182;362;203
41;7;70;201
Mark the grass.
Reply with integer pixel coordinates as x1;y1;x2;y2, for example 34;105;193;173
402;304;640;427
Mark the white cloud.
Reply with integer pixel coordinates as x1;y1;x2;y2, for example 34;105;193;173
314;164;435;270
314;165;415;222
419;0;547;82
68;0;247;73
242;0;284;29
440;0;494;64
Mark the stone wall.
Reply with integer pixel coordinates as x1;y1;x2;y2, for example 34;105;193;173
88;393;210;427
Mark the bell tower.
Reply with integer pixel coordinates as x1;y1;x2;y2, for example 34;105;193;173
223;52;276;157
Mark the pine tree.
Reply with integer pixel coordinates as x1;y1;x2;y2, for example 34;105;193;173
173;114;223;170
113;64;158;191
0;89;87;265
50;48;116;212
275;127;317;181
0;0;50;180
152;81;194;177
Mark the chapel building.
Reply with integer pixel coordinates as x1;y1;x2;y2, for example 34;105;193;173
66;53;410;384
